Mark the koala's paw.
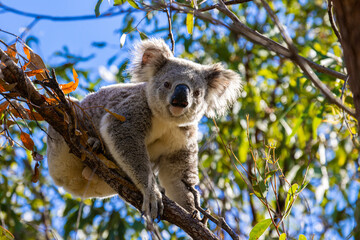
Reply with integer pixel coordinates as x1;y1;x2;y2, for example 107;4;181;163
87;137;103;153
82;166;100;183
142;186;163;221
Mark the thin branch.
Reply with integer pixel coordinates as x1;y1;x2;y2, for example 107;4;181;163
165;6;175;53
0;3;132;21
198;0;252;12
19;17;40;39
185;183;241;240
162;2;348;81
256;0;356;117
211;2;348;80
327;0;342;43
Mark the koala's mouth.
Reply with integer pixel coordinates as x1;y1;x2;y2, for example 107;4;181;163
169;106;186;117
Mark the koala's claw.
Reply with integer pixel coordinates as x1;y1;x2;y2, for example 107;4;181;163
87;137;102;153
142;186;163;221
191;210;199;219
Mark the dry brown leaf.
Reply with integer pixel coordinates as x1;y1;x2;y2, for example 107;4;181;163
25;69;45;77
32;151;44;161
0;79;17;93
9;106;44;121
0;101;9;114
104;108;126;122
97;153;118;169
5;43;18;64
5;92;20;98
6;120;15;128
43;96;58;104
20;131;34;151
31;162;40;183
22;46;31;70
28;51;47;80
60;68;79;94
26;110;44;121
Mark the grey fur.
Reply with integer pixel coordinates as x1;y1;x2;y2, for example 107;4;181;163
47;38;242;220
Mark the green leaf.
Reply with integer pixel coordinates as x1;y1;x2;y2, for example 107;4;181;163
279;233;286;240
298;234;307;240
312;117;321;140
284;183;299;214
0;226;15;240
249;218;272;240
138;31;148;40
128;0;139;9
95;0;103;17
114;0;126;5
186;12;194;34
91;42;107;48
289;103;314;139
252;183;264;199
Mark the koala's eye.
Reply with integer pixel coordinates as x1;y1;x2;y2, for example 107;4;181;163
194;89;200;97
164;82;171;89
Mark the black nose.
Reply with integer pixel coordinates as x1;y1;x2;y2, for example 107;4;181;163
171;84;190;108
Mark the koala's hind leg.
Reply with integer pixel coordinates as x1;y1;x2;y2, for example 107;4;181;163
47;126;116;198
158;150;200;215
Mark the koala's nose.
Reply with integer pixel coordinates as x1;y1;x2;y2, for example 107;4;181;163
170;84;190;108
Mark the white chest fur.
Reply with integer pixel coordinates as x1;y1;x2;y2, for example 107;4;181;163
145;117;186;161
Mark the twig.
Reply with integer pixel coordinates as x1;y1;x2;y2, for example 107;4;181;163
256;0;355;117
185;183;241;240
0;3;132;21
19;17;40;39
165;2;348;81
340;75;349;101
198;0;252;12
165;6;175;53
340;76;358;145
327;0;342;43
0;204;5;227
74;200;84;240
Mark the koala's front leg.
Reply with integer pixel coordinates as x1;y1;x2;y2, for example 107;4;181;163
100;114;163;220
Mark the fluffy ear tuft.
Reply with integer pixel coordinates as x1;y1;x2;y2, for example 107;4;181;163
129;38;173;82
204;63;242;118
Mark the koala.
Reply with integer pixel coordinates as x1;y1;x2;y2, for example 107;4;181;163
47;38;241;221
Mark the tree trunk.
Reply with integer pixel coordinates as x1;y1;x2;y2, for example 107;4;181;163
333;0;360;237
333;0;360;128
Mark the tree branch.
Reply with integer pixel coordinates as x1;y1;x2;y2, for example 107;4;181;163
0;2;132;21
256;0;355;117
0;48;220;240
332;0;360;129
163;2;347;81
327;0;342;43
198;0;253;12
164;6;175;54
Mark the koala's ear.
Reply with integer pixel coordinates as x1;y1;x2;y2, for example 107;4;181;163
129;38;173;82
204;63;242;118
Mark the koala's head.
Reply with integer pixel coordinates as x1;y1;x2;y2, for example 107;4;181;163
130;38;242;125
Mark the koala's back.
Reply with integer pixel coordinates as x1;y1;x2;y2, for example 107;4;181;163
79;82;150;132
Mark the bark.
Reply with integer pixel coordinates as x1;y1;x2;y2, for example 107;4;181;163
333;0;360;128
0;48;220;240
332;0;360;237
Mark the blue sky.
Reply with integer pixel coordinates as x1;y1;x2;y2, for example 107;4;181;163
0;0;135;71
